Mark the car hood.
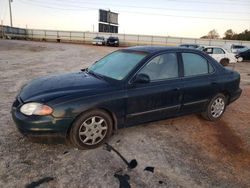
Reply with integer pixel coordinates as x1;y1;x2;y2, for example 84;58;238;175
19;72;115;103
93;39;103;42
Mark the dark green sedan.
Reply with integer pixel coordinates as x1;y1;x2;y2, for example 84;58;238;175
12;46;242;149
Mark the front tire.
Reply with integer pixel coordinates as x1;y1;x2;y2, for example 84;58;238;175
69;109;113;149
237;57;243;62
201;94;227;121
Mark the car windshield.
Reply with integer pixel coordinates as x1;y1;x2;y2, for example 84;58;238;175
197;46;204;51
88;50;148;80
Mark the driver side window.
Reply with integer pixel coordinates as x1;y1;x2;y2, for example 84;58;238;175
139;53;179;81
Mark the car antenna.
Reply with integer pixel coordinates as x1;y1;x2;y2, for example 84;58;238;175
103;143;137;169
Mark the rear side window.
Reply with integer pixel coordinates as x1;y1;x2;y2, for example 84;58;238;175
182;53;214;77
213;48;225;54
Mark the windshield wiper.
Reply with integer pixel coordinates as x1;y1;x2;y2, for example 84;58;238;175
86;69;103;79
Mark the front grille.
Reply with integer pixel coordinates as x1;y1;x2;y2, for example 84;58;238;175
13;97;23;108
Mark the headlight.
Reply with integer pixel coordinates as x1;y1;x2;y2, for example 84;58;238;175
114;41;118;43
20;102;53;116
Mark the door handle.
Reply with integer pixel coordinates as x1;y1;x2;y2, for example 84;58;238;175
211;81;218;85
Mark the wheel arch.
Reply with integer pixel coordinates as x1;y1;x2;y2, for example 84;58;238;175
220;90;230;104
220;57;230;61
65;107;118;140
220;58;230;62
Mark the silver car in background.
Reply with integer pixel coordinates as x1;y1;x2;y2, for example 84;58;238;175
231;44;249;54
92;36;105;45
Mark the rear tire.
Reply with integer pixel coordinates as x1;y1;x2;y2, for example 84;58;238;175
69;109;113;149
220;59;229;66
201;94;227;121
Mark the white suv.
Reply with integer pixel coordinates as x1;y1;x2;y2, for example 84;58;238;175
203;46;237;66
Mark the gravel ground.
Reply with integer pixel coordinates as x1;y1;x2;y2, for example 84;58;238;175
0;39;250;188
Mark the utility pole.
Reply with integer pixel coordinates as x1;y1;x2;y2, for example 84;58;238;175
108;10;110;33
1;20;4;38
8;0;13;27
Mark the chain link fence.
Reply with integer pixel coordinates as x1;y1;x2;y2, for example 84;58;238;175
1;25;250;48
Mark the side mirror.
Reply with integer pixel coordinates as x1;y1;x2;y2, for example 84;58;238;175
133;73;150;84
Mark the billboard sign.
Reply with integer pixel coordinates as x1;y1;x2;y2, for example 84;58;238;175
99;9;118;25
99;23;118;33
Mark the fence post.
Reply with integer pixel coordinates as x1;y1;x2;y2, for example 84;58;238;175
151;36;153;46
44;30;46;41
166;37;168;46
137;35;139;45
56;31;59;40
83;32;85;44
70;31;71;41
25;29;28;40
123;33;125;46
1;20;3;39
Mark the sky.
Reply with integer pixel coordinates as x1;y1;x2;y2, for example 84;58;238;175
0;0;250;38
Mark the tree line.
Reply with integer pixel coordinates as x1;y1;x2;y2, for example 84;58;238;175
201;29;250;41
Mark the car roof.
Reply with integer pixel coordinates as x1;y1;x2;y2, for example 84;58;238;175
180;44;199;46
240;49;250;53
231;44;246;47
125;46;193;53
203;46;224;48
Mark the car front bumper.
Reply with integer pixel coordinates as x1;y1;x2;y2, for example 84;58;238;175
107;42;118;46
92;41;103;45
11;99;74;144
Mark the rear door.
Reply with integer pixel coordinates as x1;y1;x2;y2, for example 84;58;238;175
204;47;224;62
179;52;218;113
212;48;226;62
125;52;182;125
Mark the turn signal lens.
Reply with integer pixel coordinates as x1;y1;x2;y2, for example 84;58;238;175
34;105;53;116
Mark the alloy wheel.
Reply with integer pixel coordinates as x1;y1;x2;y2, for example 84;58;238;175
78;116;108;145
211;97;225;118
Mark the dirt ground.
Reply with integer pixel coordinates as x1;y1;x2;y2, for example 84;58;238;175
0;39;250;188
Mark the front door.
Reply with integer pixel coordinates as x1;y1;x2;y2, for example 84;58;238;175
125;52;182;126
